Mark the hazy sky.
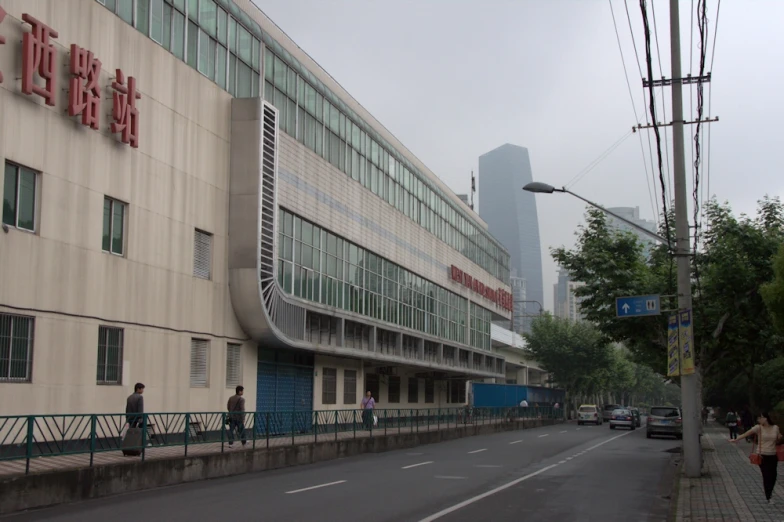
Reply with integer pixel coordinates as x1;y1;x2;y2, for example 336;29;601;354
252;0;784;310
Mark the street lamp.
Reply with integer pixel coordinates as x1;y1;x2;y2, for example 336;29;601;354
511;299;543;334
522;182;669;246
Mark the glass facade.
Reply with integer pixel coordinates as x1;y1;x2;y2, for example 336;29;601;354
97;0;261;97
278;209;493;350
264;48;509;283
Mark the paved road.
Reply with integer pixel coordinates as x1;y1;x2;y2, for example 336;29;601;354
7;422;679;522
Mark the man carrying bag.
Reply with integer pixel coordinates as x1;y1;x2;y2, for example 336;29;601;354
122;383;145;456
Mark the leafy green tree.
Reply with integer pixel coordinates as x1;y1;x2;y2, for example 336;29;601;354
761;244;784;333
524;315;613;414
552;197;784;409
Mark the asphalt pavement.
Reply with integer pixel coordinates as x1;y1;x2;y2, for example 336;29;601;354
5;421;680;522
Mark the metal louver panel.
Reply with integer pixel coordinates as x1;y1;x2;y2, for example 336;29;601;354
225;343;241;387
259;101;307;341
193;229;213;280
190;339;209;387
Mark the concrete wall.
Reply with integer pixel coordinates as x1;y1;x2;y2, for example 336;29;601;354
0;0;254;414
0;418;561;515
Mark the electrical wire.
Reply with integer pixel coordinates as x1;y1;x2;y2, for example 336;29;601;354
650;0;673;207
705;0;721;211
609;0;659;226
565;130;634;189
691;0;709;314
639;0;672;256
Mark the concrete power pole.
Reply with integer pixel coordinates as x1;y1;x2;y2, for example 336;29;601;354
669;0;701;478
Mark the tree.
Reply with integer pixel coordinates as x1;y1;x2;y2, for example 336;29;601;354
552;197;784;409
761;244;784;333
524;315;613;414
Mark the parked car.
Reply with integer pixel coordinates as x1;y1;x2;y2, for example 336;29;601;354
609;408;635;430
629;407;642;427
603;404;622;423
577;404;602;425
646;406;683;439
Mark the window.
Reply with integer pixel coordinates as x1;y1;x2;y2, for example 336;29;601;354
3;162;37;232
189;338;209;387
322;367;337;405
388;375;400;403
425;378;434;403
97;326;123;384
343;369;357;404
225;343;241;388
0;313;34;382
150;0;164;43
102;197;126;255
408;377;419;403
365;373;380;404
193;229;212;279
448;380;466;404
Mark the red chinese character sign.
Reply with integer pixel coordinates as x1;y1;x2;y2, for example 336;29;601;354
21;14;58;106
111;69;141;148
68;45;102;130
449;265;513;312
0;6;6;84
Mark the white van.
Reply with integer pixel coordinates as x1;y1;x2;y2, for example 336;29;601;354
577;404;602;425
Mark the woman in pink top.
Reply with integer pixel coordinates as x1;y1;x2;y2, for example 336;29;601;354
731;412;783;504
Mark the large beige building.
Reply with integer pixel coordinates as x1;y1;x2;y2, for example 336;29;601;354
0;0;512;416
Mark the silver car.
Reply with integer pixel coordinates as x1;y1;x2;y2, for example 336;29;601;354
609;408;635;430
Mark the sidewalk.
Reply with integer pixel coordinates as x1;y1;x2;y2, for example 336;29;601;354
676;424;784;521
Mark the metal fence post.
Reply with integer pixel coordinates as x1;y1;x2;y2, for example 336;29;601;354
221;413;226;453
353;410;357;439
184;413;190;457
335;411;338;442
90;415;96;467
384;409;387;436
314;411;319;444
252;413;257;450
266;412;270;449
291;411;295;447
141;414;147;462
25;416;34;474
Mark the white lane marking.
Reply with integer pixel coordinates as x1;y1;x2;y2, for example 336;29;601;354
576;428;582;431
286;480;347;494
558;460;567;464
560;430;568;433
474;465;503;468
402;461;434;470
538;434;549;438
417;431;633;522
509;440;524;445
467;448;488;454
435;476;467;480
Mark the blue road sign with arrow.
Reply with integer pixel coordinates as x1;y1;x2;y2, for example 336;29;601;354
615;295;661;318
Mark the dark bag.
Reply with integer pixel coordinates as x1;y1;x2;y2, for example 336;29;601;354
122;427;143;456
226;397;242;425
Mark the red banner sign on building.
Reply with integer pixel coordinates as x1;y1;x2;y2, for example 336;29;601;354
450;265;513;312
68;44;102;130
21;13;58;106
0;6;6;84
111;69;141;148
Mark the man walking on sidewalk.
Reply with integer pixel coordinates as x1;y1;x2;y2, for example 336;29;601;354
126;383;145;428
227;386;246;447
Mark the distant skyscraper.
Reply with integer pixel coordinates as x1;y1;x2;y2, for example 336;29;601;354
553;268;584;322
606;206;657;256
478;144;543;333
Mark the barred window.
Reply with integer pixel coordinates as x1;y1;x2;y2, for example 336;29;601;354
407;377;419;403
0;313;34;382
343;369;357;405
190;338;209;387
425;378;435;403
388;375;400;403
97;326;123;384
225;343;241;388
322;367;337;404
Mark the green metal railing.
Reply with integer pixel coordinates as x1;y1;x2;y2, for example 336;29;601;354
0;406;559;474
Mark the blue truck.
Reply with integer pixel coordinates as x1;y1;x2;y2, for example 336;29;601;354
468;382;565;408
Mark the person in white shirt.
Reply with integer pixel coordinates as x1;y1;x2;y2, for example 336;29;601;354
519;399;528;407
731;412;783;504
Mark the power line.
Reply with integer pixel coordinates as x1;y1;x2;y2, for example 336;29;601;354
650;0;673;207
565;130;634;189
639;0;672;254
609;0;659;225
705;0;721;209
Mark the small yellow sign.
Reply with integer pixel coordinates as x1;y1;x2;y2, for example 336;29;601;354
667;313;680;377
680;309;695;375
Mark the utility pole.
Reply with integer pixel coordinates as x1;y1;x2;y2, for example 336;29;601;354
669;0;701;478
